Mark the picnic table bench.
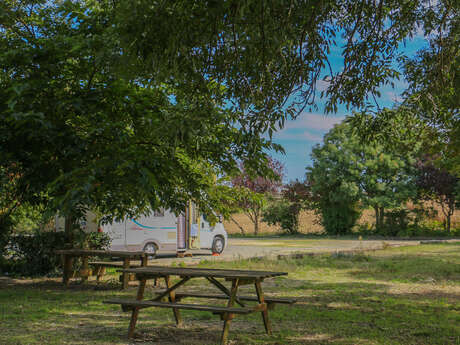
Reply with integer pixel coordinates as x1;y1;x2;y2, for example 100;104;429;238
55;249;147;289
104;266;296;345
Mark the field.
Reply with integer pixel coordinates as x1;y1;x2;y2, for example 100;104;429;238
224;206;460;235
1;243;459;344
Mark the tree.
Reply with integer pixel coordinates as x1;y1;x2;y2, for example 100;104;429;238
307;117;419;234
263;180;310;234
350;0;459;177
230;158;284;235
416;157;459;232
1;1;454;249
0;1;278;247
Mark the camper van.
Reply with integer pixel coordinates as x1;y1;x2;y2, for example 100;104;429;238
55;207;228;257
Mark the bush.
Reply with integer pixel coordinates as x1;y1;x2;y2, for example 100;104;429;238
263;200;300;234
1;230;111;277
319;202;361;235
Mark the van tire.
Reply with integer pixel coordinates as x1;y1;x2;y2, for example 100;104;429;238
212;236;225;254
143;242;158;259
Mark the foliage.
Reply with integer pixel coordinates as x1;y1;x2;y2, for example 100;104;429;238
1;231;111;277
230;158;284;234
263;180;310;234
0;0;281;240
350;1;459;176
307;118;419;235
1;0;456;249
416;157;459;232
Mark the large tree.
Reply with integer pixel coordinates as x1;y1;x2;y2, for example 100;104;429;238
1;0;453;247
308;116;420;234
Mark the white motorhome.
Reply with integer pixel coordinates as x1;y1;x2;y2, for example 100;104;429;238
55;206;228;257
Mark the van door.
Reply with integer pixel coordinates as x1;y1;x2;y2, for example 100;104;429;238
199;215;214;249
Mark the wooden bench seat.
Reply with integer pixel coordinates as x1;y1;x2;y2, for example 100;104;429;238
104;299;255;314
89;261;142;268
172;292;296;305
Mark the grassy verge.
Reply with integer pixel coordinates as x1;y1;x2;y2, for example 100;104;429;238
1;243;459;344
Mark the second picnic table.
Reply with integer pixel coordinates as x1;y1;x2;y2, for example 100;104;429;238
104;266;296;345
55;249;147;289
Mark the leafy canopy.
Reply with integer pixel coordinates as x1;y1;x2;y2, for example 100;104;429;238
1;0;454;227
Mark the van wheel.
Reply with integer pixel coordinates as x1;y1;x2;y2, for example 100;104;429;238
212;236;225;254
143;243;157;259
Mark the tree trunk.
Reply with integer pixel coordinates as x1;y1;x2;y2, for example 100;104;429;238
230;216;246;235
254;214;259;235
380;207;385;230
64;216;74;246
374;207;380;231
374;207;385;232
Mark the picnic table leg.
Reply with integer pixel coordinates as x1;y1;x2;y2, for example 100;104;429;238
128;277;147;338
164;275;182;326
63;255;73;287
255;279;272;335
221;278;239;345
122;258;130;289
81;256;89;283
141;255;148;267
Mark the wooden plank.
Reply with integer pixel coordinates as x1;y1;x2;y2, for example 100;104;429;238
55;249;145;258
206;277;245;307
122;258;130;289
221;279;239;345
164;275;182;326
89;261;142;268
104;299;254;314
62;255;73;287
122;266;288;280
255;279;272;335
128;278;146;338
171;292;296;304
153;277;191;302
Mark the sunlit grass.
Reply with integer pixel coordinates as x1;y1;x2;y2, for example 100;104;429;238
1;243;459;344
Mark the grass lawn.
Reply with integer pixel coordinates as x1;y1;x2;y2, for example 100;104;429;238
1;243;459;344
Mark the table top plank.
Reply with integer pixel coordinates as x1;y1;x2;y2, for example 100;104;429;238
55;249;145;258
121;266;287;279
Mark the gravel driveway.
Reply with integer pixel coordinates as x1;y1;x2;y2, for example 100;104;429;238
149;237;428;266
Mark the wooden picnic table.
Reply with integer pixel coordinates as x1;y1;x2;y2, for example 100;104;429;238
104;266;296;345
55;249;147;289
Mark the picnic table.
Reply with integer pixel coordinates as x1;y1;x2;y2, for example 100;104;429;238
55;249;147;289
104;266;296;345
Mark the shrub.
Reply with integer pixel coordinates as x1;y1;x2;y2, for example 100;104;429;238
1;230;111;277
319;202;361;235
263;200;299;234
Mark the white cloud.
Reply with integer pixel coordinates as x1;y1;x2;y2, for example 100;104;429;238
274;129;324;142
283;112;345;131
316;79;331;92
384;91;403;103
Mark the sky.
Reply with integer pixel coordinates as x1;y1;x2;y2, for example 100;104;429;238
270;35;429;182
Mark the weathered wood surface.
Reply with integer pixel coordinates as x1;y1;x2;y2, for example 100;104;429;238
167;292;296;304
89;261;143;267
104;299;255;314
121;266;287;279
55;249;145;258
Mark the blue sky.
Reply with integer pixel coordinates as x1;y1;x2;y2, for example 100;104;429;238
271;35;428;182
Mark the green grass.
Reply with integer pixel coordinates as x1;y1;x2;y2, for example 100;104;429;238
1;243;459;344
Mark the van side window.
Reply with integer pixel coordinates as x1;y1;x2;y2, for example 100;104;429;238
153;208;165;217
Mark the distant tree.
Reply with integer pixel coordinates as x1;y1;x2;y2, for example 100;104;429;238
308;118;419;234
231;158;284;235
416;157;459;232
263;180;310;234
